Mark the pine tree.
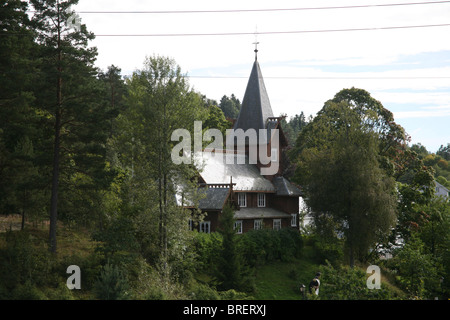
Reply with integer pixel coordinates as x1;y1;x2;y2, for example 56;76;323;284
30;0;115;252
216;205;253;292
0;0;45;221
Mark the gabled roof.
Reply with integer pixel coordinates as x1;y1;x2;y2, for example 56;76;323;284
233;60;274;133
272;176;303;197
198;187;230;210
195;151;275;192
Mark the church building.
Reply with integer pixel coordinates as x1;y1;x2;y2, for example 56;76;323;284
190;49;302;234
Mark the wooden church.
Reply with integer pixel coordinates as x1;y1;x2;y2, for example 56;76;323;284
189;49;302;234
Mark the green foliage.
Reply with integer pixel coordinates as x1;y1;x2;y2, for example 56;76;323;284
189;282;221;300
113;55;205;270
0;231;55;291
385;234;441;299
241;228;303;267
280;112;309;146
215;205;254;292
93;216;140;261
203;105;232;140
292;99;397;266
193;231;223;273
318;261;399;300
219;94;241;119
94;263;130;300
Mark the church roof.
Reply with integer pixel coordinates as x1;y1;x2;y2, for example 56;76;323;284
233;60;274;133
195;151;275;192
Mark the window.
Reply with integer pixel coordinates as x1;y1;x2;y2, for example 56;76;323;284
235;220;243;234
257;193;266;207
238;193;247;207
188;219;193;231
254;219;263;230
200;221;210;233
273;219;281;231
291;214;297;227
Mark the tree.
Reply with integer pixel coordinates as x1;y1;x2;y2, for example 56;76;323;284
293;87;435;249
98;65;128;139
215;205;253;292
437;143;450;161
0;0;45;221
219;94;241;119
282;112;308;145
292;100;397;267
30;0;115;252
203;104;231;140
113;55;206;275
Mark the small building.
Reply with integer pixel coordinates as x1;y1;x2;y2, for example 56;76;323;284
435;180;449;198
189;51;303;234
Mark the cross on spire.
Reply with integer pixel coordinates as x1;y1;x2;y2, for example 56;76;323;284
253;41;259;60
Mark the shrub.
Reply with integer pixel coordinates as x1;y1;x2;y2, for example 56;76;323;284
94;263;130;300
190;282;220;300
193;232;222;273
318;261;398;300
11;280;47;300
241;228;303;267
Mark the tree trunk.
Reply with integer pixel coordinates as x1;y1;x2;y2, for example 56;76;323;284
49;4;62;254
21;210;25;230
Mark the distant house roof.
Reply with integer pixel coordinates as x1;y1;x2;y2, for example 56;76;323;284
234;207;292;219
434;180;449;197
198;187;230;210
273;176;303;197
195;151;276;192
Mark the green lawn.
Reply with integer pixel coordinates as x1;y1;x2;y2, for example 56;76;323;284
253;247;321;300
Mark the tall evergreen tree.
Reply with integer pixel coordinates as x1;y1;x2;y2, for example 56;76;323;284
219;94;241;119
30;0;114;252
0;0;46;221
216;205;251;291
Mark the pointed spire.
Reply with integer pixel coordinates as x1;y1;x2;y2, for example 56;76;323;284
233;58;274;133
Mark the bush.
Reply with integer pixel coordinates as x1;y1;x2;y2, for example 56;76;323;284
193;231;222;273
309;234;344;266
0;230;56;290
241;228;303;267
318;261;399;300
190;282;220;300
11;280;47;300
94;263;130;300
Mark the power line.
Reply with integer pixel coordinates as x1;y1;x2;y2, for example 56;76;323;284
3;23;449;37
29;1;450;14
92;23;450;37
187;76;450;80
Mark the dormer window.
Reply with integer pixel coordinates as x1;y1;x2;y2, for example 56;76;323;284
257;193;266;207
238;193;247;207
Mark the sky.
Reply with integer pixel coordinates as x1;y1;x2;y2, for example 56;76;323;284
70;0;450;152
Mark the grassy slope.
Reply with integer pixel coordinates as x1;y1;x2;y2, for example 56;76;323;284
1;219;405;300
253;246;320;300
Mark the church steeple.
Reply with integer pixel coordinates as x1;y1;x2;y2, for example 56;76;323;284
233;50;274;133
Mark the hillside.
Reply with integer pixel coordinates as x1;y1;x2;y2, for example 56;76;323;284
1;218;408;300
